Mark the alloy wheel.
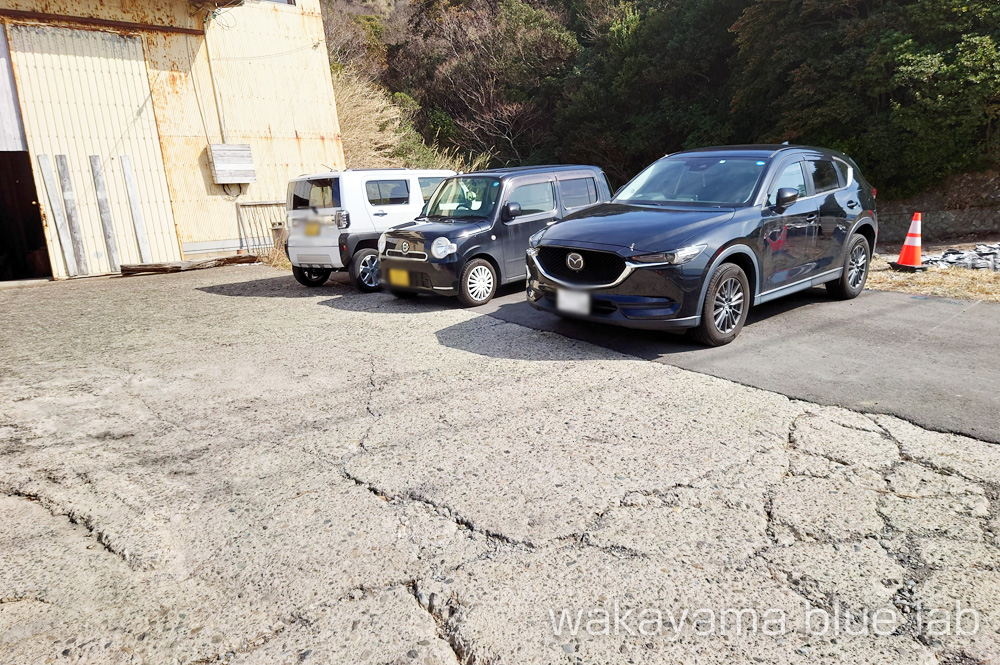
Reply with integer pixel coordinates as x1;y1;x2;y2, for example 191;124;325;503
359;254;380;289
467;265;494;302
713;277;745;334
848;245;868;289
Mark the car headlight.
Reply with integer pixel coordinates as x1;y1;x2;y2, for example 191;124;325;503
631;244;706;266
430;236;458;259
378;233;387;254
528;229;545;248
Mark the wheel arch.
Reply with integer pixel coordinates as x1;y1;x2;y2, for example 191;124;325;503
851;217;877;255
695;245;761;318
466;252;502;280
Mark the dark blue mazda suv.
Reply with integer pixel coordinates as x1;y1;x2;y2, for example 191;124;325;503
526;145;878;346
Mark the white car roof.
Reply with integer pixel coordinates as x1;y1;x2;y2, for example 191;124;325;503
290;168;455;183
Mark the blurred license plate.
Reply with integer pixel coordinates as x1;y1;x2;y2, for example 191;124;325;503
557;289;589;315
305;222;321;236
388;269;410;287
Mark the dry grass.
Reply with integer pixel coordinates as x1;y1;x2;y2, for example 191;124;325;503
256;244;292;271
333;70;489;172
867;254;1000;302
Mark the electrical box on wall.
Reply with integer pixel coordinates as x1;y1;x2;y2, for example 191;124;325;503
209;144;256;185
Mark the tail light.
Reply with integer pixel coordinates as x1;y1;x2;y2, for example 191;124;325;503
873;188;877;199
336;210;350;229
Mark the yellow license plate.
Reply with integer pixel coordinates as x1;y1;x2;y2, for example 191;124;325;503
388;269;410;287
305;222;321;236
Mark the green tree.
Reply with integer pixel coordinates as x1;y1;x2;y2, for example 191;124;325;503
387;0;580;163
731;0;1000;195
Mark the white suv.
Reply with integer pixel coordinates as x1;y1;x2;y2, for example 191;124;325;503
285;169;455;290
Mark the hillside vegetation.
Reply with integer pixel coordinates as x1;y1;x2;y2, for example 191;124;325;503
323;0;999;195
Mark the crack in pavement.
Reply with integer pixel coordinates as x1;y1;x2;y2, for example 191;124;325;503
410;580;468;665
1;488;142;568
339;466;534;550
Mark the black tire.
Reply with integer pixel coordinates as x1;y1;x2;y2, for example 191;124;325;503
389;290;418;299
292;265;331;287
457;258;498;307
349;248;382;293
826;233;870;300
689;263;750;347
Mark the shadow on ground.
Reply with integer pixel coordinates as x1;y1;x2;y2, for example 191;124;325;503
320;283;526;314
197;273;353;298
436;288;832;360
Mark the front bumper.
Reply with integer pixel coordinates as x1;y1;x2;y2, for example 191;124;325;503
526;252;703;331
379;256;462;295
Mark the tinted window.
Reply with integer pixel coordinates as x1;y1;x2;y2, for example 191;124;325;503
807;161;841;194
768;163;807;205
832;161;849;187
418;177;445;202
366;179;411;206
559;178;598;208
289;178;340;210
508;182;556;215
617;157;767;206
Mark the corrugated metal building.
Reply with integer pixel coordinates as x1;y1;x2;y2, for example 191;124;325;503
0;0;346;281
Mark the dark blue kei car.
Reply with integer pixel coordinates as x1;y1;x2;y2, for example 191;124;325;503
526;145;878;346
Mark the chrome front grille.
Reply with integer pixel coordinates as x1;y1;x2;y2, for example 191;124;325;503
385;249;428;260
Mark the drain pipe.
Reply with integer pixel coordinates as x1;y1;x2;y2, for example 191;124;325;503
203;11;229;144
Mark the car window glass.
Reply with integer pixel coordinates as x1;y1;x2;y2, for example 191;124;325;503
418;177;445;202
832;161;849;187
618;157;766;205
425;177;501;219
807;161;841;194
767;163;807;205
290;178;340;210
559;178;598;208
508;182;556;216
366;179;411;206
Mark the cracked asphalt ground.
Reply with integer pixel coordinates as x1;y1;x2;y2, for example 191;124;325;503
1;265;999;665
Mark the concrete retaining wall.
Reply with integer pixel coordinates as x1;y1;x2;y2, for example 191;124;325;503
878;170;1000;243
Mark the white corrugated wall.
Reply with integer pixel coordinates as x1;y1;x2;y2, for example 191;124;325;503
7;23;181;278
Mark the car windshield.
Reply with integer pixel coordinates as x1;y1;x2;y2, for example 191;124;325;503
423;176;502;219
616;157;768;206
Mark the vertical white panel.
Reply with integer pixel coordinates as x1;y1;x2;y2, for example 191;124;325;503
8;24;181;278
0;24;27;151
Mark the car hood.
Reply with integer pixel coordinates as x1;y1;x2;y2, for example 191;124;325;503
388;219;489;239
541;204;736;253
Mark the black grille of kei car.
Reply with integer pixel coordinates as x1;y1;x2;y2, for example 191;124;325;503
536;246;627;286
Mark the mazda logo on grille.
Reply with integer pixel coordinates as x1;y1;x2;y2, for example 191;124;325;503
566;252;585;271
400;241;410;255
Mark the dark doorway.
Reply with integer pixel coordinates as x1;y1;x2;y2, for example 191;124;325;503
0;151;50;280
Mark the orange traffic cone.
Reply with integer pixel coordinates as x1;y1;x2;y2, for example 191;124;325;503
889;213;928;272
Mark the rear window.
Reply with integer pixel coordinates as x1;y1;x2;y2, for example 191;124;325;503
807;161;841;194
418;177;446;202
559;178;598;208
366;179;411;206
289;178;340;210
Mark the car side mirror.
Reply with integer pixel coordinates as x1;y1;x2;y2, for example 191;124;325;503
502;202;522;221
775;188;799;210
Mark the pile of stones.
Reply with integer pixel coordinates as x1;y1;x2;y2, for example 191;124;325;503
922;243;1000;271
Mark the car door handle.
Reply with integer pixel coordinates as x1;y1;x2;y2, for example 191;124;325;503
806;213;819;222
373;211;388;217
846;201;859;209
547;218;561;226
